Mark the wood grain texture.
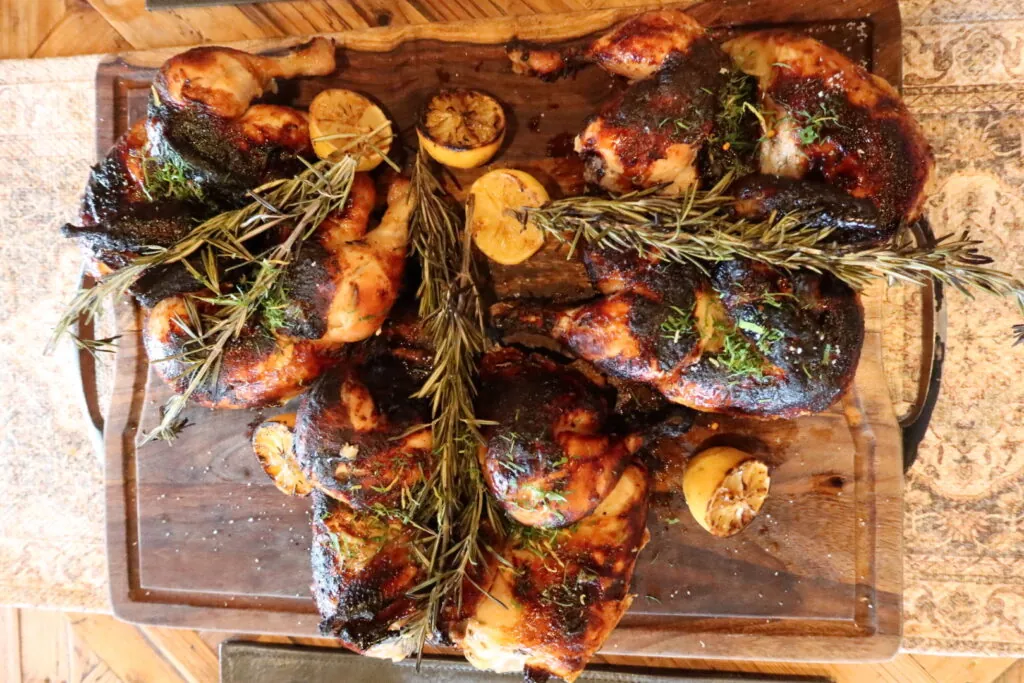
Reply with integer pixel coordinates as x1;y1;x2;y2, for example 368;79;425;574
93;0;906;663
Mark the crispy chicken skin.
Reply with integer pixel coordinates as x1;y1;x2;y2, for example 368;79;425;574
311;491;423;660
723;31;934;227
295;320;433;512
573;12;732;194
493;247;863;419
142;177;411;409
280;176;412;344
144;295;335;409
452;464;650;682
148;38;335;191
510;11;733;194
477;348;641;529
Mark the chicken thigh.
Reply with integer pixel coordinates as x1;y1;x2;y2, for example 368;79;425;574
476;348;641;528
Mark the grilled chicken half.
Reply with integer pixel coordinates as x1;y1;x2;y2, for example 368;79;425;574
493;245;863;419
510;10;739;194
148;38;336;192
452;463;650;682
722;31;934;229
477;348;642;528
142;176;411;409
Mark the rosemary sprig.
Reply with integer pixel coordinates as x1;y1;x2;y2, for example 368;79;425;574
70;333;121;358
137;152;206;203
140;156;359;443
403;149;497;656
523;181;1024;342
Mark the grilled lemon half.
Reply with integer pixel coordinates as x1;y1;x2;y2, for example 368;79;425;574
309;89;393;171
417;88;506;169
468;169;548;265
252;414;313;497
683;446;770;537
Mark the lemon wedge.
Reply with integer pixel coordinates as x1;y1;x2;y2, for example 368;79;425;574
468;169;548;265
683;446;770;537
252;414;313;496
309;89;393;171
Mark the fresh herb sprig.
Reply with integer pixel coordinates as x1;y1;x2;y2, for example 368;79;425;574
403;150;499;657
523;180;1024;342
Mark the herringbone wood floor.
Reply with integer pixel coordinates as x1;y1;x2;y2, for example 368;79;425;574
1;607;1022;682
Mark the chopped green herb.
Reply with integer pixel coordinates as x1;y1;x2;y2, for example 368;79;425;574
660;305;694;343
665;517;680;525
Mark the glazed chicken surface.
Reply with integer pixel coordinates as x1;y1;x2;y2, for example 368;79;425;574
148;38;336;192
311;491;423;660
142;175;411;409
476;348;642;529
294;317;434;511
493;245;864;419
452;463;650;682
723;31;934;229
510;10;735;195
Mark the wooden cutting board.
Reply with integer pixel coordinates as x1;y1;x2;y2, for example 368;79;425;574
98;0;906;662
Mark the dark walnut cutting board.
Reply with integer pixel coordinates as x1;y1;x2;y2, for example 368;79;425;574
96;0;906;662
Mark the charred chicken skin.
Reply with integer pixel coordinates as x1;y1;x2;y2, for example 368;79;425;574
63;40;337;304
509;10;734;195
147;38;336;192
452;463;650;682
311;491;423;660
493;246;863;419
142;175;411;409
477;348;642;529
295;319;433;512
722;31;934;229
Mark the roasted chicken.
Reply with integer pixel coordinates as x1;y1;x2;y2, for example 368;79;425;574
294;316;433;511
311;491;423;660
452;463;650;682
142;175;412;409
511;10;734;195
723;31;934;228
493;246;863;419
476;348;642;528
147;38;336;192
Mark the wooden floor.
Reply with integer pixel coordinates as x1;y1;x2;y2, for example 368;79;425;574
0;607;1019;683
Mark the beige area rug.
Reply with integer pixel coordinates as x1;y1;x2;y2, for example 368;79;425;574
1;0;1024;652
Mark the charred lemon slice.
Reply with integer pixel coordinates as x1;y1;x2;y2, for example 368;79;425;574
252;414;313;496
468;169;548;265
417;89;506;169
683;446;770;537
309;89;393;171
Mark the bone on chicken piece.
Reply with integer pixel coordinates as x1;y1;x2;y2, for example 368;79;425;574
722;31;934;226
451;463;650;682
476;347;642;528
510;11;733;195
492;246;864;419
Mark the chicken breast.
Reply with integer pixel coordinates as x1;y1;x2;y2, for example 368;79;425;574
452;463;650;682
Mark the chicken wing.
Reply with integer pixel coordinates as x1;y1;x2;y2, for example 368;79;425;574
452;463;650;682
722;31;934;227
477;348;641;529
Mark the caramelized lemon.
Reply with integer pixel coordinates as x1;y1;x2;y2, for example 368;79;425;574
468;169;548;265
417;88;506;169
683;446;770;537
252;414;313;496
309;89;393;171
